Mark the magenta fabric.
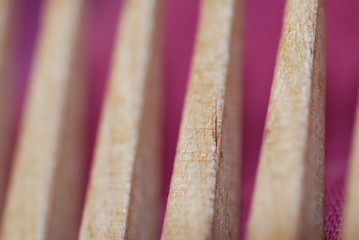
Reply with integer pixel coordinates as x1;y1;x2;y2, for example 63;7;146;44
12;0;359;239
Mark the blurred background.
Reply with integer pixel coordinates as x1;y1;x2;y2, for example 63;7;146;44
9;0;359;239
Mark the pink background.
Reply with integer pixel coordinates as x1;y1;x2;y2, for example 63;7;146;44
11;0;359;239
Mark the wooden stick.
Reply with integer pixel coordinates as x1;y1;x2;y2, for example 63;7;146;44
1;0;87;239
247;0;326;239
161;0;242;239
79;0;162;239
0;0;15;223
342;94;359;240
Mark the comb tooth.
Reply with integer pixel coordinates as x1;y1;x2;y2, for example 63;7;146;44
0;0;87;239
0;0;15;223
247;0;326;239
79;0;162;239
161;0;242;239
342;95;359;240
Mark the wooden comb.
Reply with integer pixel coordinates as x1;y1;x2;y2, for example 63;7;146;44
0;0;338;239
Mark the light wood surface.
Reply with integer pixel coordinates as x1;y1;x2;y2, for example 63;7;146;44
79;0;162;239
0;0;87;239
342;94;359;240
247;0;326;239
161;0;242;239
0;0;15;223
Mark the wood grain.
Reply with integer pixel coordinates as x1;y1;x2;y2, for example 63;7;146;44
79;0;162;239
247;0;326;239
0;0;87;239
0;0;16;223
342;94;359;240
161;0;242;239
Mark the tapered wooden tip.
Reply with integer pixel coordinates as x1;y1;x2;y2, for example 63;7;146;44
247;0;326;239
342;94;359;240
79;0;162;239
1;0;87;239
0;0;16;224
161;0;242;239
